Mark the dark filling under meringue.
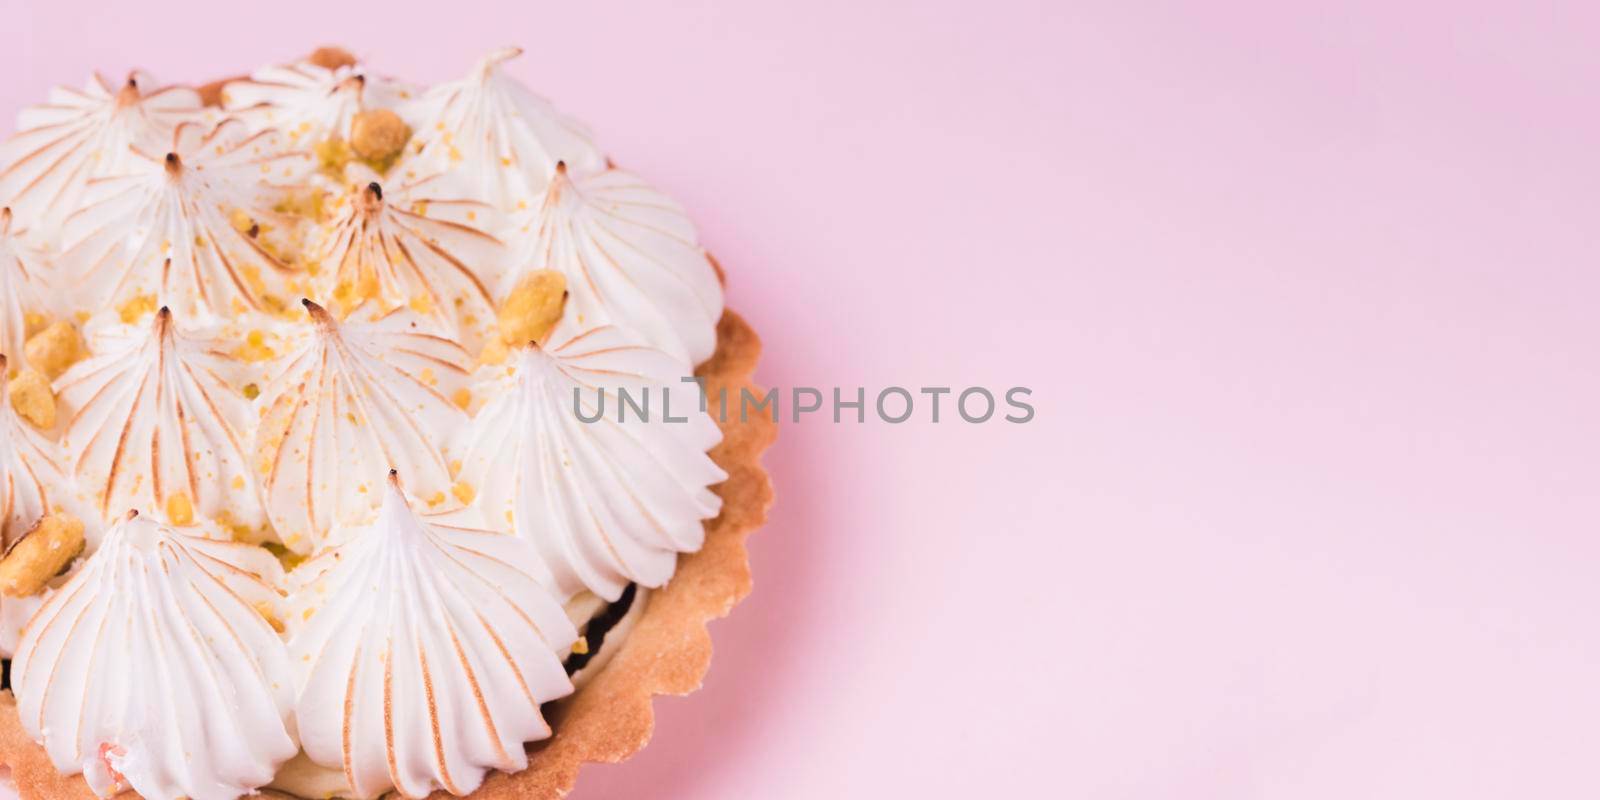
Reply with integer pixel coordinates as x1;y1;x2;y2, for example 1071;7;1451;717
564;583;637;675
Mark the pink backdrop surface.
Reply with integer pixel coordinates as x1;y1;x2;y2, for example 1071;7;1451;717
2;1;1598;797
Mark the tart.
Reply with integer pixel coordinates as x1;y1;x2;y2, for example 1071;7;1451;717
0;46;774;800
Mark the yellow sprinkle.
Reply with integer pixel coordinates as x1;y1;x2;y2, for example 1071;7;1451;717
25;321;84;379
117;293;158;324
254;601;286;633
571;637;589;655
242;383;260;399
451;482;475;505
419;367;437;387
165;492;194;527
231;475;246;490
426;492;446;508
232;330;277;362
478;336;509;366
452;387;471;410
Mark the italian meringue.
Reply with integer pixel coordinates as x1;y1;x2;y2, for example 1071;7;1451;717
55;118;309;319
310;179;506;346
0;73;202;236
287;474;575;799
255;301;467;552
0;45;738;800
520;164;724;364
54;307;263;529
451;324;725;601
10;513;295;800
223;59;414;146
403;47;606;213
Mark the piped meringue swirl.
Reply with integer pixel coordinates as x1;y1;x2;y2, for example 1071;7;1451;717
287;474;576;799
451;325;725;601
11;513;295;800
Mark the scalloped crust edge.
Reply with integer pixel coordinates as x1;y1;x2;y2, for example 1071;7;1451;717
0;309;777;800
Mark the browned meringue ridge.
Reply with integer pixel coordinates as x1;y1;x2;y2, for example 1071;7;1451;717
0;309;775;800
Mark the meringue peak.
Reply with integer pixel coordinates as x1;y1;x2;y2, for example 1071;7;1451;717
287;468;575;798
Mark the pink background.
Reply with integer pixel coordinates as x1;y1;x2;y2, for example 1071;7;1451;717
3;1;1599;797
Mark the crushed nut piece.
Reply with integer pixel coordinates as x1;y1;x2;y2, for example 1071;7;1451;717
497;270;567;347
9;369;55;429
0;513;86;597
22;312;48;338
571;636;590;655
308;46;358;71
477;336;509;366
350;109;410;164
25;321;83;379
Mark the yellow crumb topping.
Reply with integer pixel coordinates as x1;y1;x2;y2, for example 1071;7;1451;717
117;293;158;324
350;109;410;166
571;637;590;655
9;369;55;429
496;270;568;347
232;329;277;362
25;321;83;379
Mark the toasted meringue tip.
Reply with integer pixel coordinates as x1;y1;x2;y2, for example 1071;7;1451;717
365;181;383;201
124;509;139;521
475;46;524;80
114;74;141;107
302;298;335;327
163;152;182;176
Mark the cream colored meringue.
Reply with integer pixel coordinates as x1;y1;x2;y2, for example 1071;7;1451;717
450;325;725;601
255;301;467;553
0;209;58;364
55;308;264;529
311;179;506;346
223;60;415;145
287;475;575;799
403;47;606;214
55;118;310;319
10;513;295;800
0;72;202;236
519;165;724;364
